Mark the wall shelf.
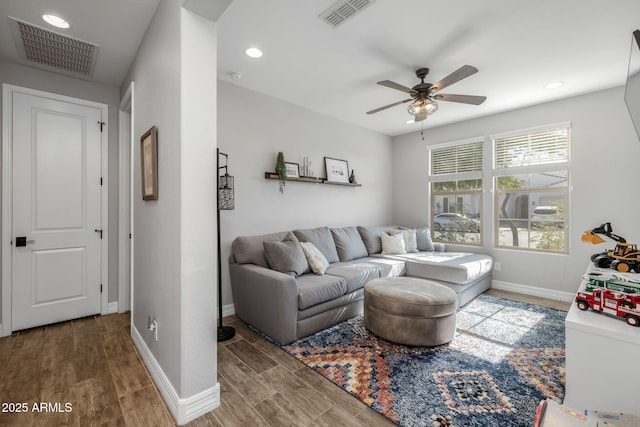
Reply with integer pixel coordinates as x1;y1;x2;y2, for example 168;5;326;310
264;172;361;187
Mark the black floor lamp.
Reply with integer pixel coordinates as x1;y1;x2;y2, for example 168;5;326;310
217;149;236;341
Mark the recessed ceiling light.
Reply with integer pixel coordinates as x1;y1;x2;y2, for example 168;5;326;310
544;81;564;90
245;47;263;58
42;14;70;29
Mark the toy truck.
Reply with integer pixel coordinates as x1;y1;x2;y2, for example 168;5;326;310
575;288;640;327
584;275;640;294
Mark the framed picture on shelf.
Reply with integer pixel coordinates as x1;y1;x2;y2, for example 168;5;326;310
140;126;158;200
285;162;300;178
324;157;349;183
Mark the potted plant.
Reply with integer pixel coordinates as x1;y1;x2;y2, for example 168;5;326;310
275;152;286;193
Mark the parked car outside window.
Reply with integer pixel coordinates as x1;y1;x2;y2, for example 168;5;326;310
531;206;563;228
433;213;480;232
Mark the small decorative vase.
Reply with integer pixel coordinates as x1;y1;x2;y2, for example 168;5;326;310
349;169;357;184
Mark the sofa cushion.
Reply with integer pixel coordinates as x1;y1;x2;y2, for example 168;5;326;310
297;274;347;309
232;230;291;268
357;225;397;255
263;233;309;277
381;252;493;285
391;229;418;253
331;226;368;262
300;242;329;275
360;256;407;277
415;226;435;252
381;232;406;255
293;227;340;264
325;261;382;293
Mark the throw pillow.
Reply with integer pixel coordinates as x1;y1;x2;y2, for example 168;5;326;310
391;229;418;253
381;232;406;255
300;242;329;275
263;234;309;277
415;226;435;252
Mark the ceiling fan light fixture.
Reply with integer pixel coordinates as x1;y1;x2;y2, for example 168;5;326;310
408;98;438;116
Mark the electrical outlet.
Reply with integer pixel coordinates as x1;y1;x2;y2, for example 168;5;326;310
494;262;501;271
148;317;158;341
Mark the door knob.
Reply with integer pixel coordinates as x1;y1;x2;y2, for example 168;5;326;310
15;237;35;247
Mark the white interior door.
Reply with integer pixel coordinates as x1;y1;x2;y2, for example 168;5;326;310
11;91;102;331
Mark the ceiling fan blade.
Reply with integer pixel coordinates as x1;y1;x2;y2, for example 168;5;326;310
413;114;427;122
429;65;478;93
434;93;486;105
377;80;417;94
366;98;413;114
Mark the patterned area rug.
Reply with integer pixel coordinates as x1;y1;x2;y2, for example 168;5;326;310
282;294;566;427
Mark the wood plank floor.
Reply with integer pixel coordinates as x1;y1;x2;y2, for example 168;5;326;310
0;290;570;426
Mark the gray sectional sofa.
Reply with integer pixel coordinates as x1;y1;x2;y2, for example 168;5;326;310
229;225;493;344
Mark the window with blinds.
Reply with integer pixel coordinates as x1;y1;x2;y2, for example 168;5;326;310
494;126;569;170
429;139;483;245
492;123;570;253
432;140;483;176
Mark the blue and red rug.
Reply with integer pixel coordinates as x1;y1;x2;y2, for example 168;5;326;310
282;294;566;426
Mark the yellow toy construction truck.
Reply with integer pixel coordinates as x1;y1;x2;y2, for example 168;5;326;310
582;223;640;273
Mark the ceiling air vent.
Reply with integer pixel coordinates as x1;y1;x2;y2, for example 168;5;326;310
319;0;376;27
9;17;99;78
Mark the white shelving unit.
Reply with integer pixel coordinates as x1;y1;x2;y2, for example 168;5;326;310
563;266;640;414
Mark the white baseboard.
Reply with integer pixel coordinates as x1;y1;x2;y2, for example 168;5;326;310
221;303;235;318
130;325;220;425
491;280;575;302
107;301;119;314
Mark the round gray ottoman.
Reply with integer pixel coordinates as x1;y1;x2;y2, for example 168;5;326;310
364;277;458;346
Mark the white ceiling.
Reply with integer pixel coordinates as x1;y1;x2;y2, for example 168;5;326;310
1;1;639;137
0;0;160;87
217;0;640;136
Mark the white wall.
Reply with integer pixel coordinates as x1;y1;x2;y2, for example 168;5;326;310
0;59;120;314
217;81;393;307
120;0;218;419
179;7;218;399
392;86;640;296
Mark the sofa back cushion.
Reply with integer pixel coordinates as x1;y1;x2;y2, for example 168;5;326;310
331;226;368;262
357;225;397;255
293;227;340;264
232;230;291;267
263;234;309;277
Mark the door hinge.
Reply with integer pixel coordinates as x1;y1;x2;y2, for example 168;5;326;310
98;121;105;132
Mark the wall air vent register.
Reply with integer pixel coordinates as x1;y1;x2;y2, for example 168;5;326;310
9;16;99;78
319;0;375;27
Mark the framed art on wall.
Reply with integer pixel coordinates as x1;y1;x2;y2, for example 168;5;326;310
324;157;349;183
140;126;158;200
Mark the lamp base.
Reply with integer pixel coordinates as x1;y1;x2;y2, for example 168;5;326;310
217;325;236;342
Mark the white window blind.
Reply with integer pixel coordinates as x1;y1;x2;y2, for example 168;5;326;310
431;140;483;176
494;126;569;170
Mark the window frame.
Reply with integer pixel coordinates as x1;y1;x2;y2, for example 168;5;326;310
491;123;571;254
428;137;484;247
